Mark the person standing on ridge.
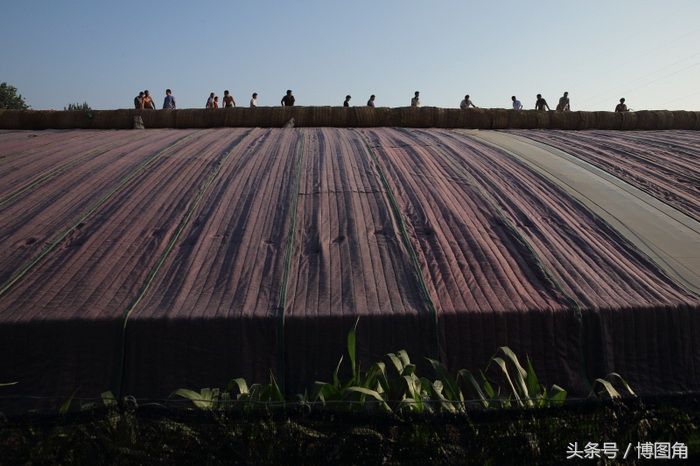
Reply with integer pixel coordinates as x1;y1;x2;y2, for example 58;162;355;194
556;92;570;111
142;90;155;110
162;89;176;109
281;90;295;106
343;95;351;107
223;90;236;108
511;96;523;110
134;91;144;109
460;94;477;109
206;92;215;108
535;94;550;111
615;98;628;112
213;96;219;108
367;95;376;107
250;92;258;107
411;91;420;107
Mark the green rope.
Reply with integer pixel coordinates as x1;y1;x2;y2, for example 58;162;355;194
357;130;442;362
275;130;306;393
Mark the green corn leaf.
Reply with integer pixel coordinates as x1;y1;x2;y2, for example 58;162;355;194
525;356;542;399
268;372;285;402
346;386;391;412
493;357;523;407
458;369;489;408
397;350;411;367
227;378;250;396
348;317;359;383
333;355;344;389
594;378;621;399
607;372;636;397
428;358;462;402
59;388;79;415
549;385;567;405
101;391;117;408
387;353;404;375
173;388;214;409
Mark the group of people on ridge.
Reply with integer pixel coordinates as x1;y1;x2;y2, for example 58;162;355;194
133;88;630;112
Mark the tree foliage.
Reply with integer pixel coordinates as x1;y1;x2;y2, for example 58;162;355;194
64;102;92;112
0;82;29;109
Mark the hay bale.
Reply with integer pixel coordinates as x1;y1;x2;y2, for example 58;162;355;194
489;109;510;129
619;111;637;130
461;108;489;129
88;110;133;129
636;111;678;130
140;110;175;129
0;110;23;129
508;110;539;129
669;111;695;130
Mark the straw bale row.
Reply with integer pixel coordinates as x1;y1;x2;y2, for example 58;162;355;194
1;108;698;130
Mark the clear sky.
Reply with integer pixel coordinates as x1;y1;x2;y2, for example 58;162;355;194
2;0;699;110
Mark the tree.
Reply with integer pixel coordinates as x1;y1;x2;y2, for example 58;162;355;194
0;82;29;109
64;102;92;111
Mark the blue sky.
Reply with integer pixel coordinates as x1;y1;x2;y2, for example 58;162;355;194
2;0;699;110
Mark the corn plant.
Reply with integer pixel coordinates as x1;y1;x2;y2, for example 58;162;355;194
591;372;636;399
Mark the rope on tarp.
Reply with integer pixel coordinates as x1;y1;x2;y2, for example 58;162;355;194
275;129;306;393
0;131;152;210
112;129;254;400
0;131;203;300
356;129;443;363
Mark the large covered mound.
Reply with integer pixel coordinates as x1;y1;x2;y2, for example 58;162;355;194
0;128;698;410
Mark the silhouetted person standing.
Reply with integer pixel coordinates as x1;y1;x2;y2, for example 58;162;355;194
411;91;420;107
535;94;550;111
281;90;295;106
134;91;144;109
556;92;570;111
343;95;351;107
511;96;523;110
206;92;215;108
615;98;628;112
367;95;376;107
162;89;176;109
250;93;258;108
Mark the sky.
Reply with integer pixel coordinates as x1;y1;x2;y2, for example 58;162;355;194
2;0;699;111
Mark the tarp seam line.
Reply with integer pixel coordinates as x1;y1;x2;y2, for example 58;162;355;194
356;129;442;362
114;129;254;399
0;131;202;300
275;130;305;393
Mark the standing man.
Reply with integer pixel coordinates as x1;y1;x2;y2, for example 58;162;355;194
556;92;570;111
162;89;176;109
535;94;550;111
615;98;628;112
223;90;236;108
367;95;376;107
134;91;144;109
411;91;420;107
343;95;351;107
206;92;215;108
460;94;477;109
511;96;523;110
281;90;295;106
250;92;258;107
